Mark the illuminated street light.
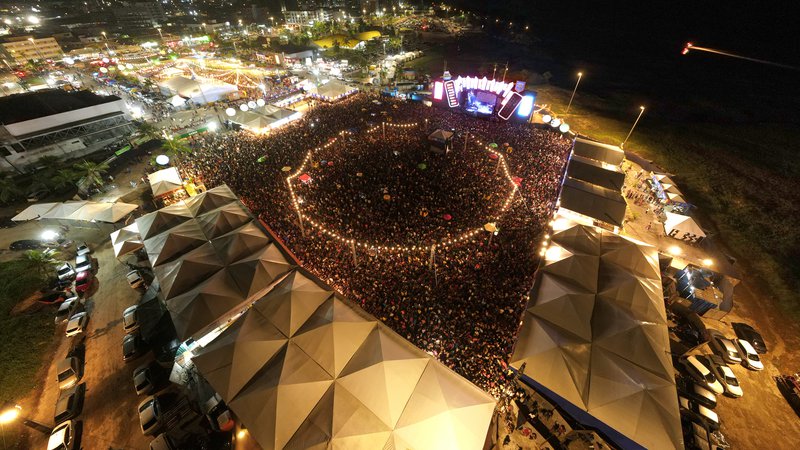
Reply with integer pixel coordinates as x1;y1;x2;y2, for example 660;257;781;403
681;41;800;71
0;404;20;424
0;403;51;434
668;245;682;256
565;71;582;116
620;106;645;149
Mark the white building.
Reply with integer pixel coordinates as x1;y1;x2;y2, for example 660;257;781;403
284;9;331;26
0;35;63;64
0;89;134;171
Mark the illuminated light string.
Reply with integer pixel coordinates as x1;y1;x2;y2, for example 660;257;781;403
286;123;520;253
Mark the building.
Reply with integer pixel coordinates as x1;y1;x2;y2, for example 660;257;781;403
0;89;135;171
113;1;167;28
0;35;64;64
284;9;331;26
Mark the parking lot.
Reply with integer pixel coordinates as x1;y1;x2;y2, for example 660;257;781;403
3;222;153;449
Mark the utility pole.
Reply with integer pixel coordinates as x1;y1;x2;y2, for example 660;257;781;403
492;63;497;80
502;62;509;82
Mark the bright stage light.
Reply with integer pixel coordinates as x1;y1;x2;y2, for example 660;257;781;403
207;121;218;131
155;154;170;165
240;104;249;112
542;114;551;123
225;107;236;116
516;94;535;117
256;98;265;107
559;123;570;133
433;81;443;100
550;118;561;128
247;101;256;109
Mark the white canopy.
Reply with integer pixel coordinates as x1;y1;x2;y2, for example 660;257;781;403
148;167;184;197
39;201;88;220
11;203;59;221
663;212;706;242
111;222;143;257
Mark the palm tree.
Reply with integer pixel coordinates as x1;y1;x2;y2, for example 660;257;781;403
162;137;192;161
23;249;60;278
72;160;109;188
51;169;79;191
137;121;161;140
0;176;22;204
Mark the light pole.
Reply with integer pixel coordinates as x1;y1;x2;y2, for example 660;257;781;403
27;38;44;61
565;71;582;116
1;402;52;435
155;26;163;41
621;106;645;149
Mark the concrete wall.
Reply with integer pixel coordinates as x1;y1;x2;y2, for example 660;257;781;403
4;99;128;137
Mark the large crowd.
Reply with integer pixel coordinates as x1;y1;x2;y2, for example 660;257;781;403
181;93;572;396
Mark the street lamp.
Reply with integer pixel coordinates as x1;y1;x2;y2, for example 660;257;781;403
0;402;52;435
620;106;645;149
27;37;44;61
565;71;582;116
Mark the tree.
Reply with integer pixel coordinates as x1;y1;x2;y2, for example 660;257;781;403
72;160;109;188
51;169;79;191
162;137;191;160
0;176;22;204
137;121;162;140
22;249;59;278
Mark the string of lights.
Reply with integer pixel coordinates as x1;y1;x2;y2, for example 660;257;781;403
286;123;520;254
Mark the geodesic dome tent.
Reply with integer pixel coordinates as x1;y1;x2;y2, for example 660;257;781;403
510;224;681;450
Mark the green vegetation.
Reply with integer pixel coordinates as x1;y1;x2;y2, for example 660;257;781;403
0;257;56;402
537;85;800;315
72;160;110;189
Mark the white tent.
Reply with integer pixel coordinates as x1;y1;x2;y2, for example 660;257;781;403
12;203;59;221
92;203;139;223
159;76;238;104
510;224;681;450
111;223;144;258
39;201;88;220
148;167;184;197
663;212;706;243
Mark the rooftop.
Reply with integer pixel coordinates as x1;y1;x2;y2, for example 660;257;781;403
0;89;121;125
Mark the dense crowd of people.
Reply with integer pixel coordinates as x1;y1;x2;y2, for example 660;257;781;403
181;93;571;396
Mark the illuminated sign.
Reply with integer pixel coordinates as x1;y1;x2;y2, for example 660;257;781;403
433;81;443;100
498;91;523;120
514;80;527;92
444;80;459;107
516;93;535;118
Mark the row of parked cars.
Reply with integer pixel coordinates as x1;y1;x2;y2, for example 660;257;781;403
677;323;767;450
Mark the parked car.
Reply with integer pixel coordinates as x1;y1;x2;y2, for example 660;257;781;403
127;270;145;289
39;291;69;305
54;383;86;424
56;263;76;281
57;356;83;390
75;242;91;256
150;433;177;450
55;297;83;325
735;339;764;371
678;378;717;409
732;322;767;354
123;332;146;362
133;363;166;396
9;239;42;250
680;355;724;395
708;357;743;398
74;254;93;273
74;271;93;295
65;312;89;337
123;305;140;333
707;330;742;365
47;419;80;450
679;395;719;427
138;395;164;436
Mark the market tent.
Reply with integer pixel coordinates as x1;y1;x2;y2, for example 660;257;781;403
11;202;59;221
558;178;627;228
92;202;138;223
148;167;184;197
667;192;689;204
159;76;238;104
663;212;706;243
143;219;208;267
566;155;625;192
510;224;681;450
111;222;143;257
196;202;253;239
184;184;239;217
167;268;247;339
39;201;88;220
227;243;295;298
211;222;272;264
193;273;495;450
136;204;193;240
572;138;624;166
312;80;358;100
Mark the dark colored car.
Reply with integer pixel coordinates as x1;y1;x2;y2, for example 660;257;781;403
9;239;42;250
54;383;86;424
123;332;146;362
39;291;69;305
732;322;767;354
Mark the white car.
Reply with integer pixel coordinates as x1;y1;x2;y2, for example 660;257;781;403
74;254;92;273
126;270;145;289
56;263;76;281
76;242;91;256
711;363;743;398
736;339;764;371
47;419;79;450
681;356;724;395
679;395;719;426
65;312;89;337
